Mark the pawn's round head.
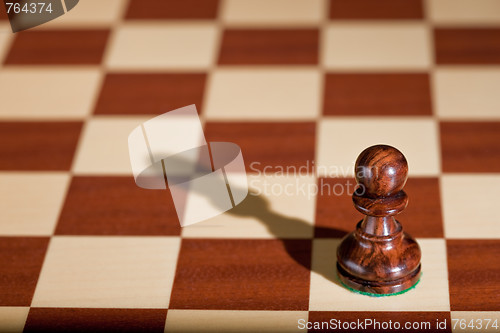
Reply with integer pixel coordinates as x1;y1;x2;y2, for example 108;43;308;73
355;145;408;197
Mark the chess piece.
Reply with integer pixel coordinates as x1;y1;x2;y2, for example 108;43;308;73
337;145;422;295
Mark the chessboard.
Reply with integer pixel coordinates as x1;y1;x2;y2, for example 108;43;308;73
0;0;499;332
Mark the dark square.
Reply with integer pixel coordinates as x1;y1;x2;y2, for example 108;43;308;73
0;121;82;171
308;311;451;332
314;177;360;238
55;177;181;236
447;239;500;311
323;73;432;116
315;177;443;238
329;0;424;19
218;29;319;65
169;239;311;310
440;122;500;173
0;237;49;306
126;0;219;19
94;73;207;115
24;308;167;333
435;28;500;64
0;5;7;19
5;30;109;65
204;122;316;173
399;177;444;238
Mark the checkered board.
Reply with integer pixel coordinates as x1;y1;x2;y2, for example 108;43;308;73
0;0;499;332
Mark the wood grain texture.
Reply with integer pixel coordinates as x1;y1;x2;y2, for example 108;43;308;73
204;122;316;172
169;239;311;310
355;145;408;199
0;0;499;327
218;29;319;65
315;177;444;238
55;177;181;236
126;0;219;19
435;28;500;64
0;122;82;171
447;240;500;311
24;308;167;333
440;121;500;173
94;73;206;115
323;73;432;116
337;145;422;294
5;30;109;65
315;178;361;238
0;7;7;20
0;237;49;306
399;178;444;238
329;0;423;19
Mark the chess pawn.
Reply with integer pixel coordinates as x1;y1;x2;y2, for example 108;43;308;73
337;145;422;295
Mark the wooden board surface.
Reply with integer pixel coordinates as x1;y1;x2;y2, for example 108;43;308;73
0;0;499;332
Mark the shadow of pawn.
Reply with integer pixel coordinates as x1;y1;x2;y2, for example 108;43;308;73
225;189;347;288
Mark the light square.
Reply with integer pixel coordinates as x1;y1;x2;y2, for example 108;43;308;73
0;173;70;236
323;23;431;70
428;0;500;25
32;236;181;308
0;68;101;119
205;68;321;120
309;238;450;311
0;29;11;63
222;0;324;26
450;312;500;332
41;0;127;27
434;68;500;119
441;175;500;239
177;170;233;227
182;174;316;238
73;116;149;175
0;307;29;333
165;310;308;333
107;24;218;70
0;22;11;34
317;118;440;176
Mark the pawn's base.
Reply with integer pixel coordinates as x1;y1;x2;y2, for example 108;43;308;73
337;262;421;296
339;277;421;297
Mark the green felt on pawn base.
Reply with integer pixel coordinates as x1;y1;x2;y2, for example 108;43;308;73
339;275;422;297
